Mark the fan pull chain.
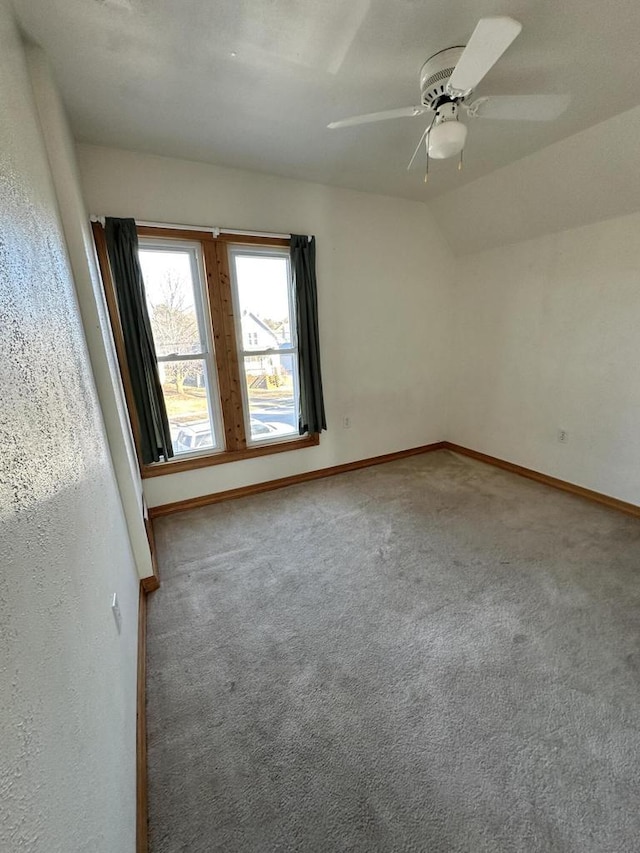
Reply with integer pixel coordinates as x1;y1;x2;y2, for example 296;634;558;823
424;137;430;184
458;148;464;171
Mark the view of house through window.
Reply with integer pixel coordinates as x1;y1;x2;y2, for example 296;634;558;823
136;237;302;458
138;241;222;455
229;248;300;443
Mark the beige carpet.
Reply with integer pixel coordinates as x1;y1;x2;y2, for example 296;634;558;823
148;450;640;852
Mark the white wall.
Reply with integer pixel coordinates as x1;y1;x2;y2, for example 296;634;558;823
77;144;454;508
448;210;640;505
0;5;138;851
431;105;640;255
26;46;152;579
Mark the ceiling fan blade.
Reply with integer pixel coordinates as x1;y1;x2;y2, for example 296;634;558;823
466;94;570;121
327;106;429;129
447;17;522;97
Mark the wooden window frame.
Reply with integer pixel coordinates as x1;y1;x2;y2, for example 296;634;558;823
92;223;319;479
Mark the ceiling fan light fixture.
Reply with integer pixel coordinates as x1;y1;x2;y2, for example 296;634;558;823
328;17;568;180
428;120;467;159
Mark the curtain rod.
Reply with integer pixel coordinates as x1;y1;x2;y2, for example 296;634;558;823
90;216;310;241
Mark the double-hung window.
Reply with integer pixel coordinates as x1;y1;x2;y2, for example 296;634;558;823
94;224;320;477
138;239;223;456
229;245;300;445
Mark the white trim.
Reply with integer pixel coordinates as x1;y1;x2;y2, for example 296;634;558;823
241;347;296;358
221;227;291;240
90;216;312;241
138;220;221;236
227;244;301;446
91;216;220;237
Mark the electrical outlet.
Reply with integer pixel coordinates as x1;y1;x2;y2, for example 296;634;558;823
111;593;122;634
557;429;568;444
343;415;351;429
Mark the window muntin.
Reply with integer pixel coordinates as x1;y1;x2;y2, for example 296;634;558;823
228;247;300;444
138;240;224;456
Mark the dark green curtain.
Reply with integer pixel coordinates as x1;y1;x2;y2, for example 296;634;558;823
105;218;174;464
291;235;326;435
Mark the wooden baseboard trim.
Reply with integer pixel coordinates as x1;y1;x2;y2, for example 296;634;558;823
140;574;160;594
137;583;149;853
146;439;640;522
148;441;447;518
443;442;640;520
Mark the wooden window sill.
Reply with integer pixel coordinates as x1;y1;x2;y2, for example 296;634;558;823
141;433;319;479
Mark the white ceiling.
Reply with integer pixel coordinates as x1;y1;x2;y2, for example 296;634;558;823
13;0;640;201
432;104;640;253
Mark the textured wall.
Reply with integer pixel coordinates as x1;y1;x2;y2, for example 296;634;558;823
77;144;454;508
0;3;138;851
448;209;640;505
26;45;153;580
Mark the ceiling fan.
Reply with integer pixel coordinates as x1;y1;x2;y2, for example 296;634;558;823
327;17;569;181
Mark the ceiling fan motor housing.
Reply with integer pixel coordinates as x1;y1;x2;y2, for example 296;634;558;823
419;46;465;108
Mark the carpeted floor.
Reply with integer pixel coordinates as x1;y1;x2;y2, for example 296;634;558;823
148;450;640;852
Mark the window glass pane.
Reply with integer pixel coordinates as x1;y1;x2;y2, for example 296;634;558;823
234;255;293;348
243;353;298;440
159;358;215;454
138;249;205;356
139;240;224;459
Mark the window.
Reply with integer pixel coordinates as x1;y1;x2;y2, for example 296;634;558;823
138;239;223;456
94;224;320;476
229;246;299;444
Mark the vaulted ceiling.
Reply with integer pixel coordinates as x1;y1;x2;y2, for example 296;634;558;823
14;0;640;206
